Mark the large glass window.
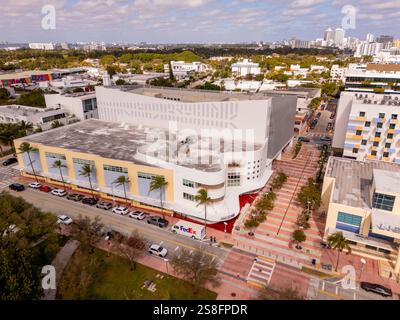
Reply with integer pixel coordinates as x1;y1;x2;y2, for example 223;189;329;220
45;152;66;160
372;192;395;211
183;192;195;201
337;212;362;226
103;164;128;173
183;179;196;188
227;172;241;186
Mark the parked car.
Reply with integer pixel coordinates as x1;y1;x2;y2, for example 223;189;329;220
28;182;42;189
82;197;98;206
112;206;130;215
148;244;168;257
330;113;335;119
96;201;113;210
147;216;169;228
9;183;25;192
103;230;123;241
57;215;73;226
128;210;146;220
320;136;332;142
360;282;392;297
67;193;84;201
39;185;52;193
51;189;67;197
2;157;17;166
298;136;310;143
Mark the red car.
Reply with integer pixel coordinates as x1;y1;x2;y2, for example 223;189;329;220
39;185;52;193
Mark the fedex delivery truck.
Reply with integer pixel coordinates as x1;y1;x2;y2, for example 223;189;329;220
171;220;205;240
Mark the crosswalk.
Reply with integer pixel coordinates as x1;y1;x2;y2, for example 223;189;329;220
0;165;19;190
247;256;276;288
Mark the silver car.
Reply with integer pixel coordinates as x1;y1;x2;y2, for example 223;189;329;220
96;201;113;210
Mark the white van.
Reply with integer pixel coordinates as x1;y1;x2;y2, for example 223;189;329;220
172;220;205;240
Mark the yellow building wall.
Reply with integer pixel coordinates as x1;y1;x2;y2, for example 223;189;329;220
13;139;175;212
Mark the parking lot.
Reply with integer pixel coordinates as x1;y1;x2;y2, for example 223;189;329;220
0;162;19;190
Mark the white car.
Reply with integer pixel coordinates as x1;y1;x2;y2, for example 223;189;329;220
51;189;67;197
112;206;129;215
57;215;73;225
28;182;42;189
128;210;146;220
148;244;168;257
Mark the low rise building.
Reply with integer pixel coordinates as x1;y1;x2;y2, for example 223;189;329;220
321;157;400;274
164;61;210;79
231;59;260;77
44;92;98;120
0;105;69;130
330;64;346;82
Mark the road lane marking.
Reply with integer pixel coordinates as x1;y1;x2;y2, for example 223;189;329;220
175;246;180;251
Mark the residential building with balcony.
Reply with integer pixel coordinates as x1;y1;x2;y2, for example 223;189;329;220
321;157;400;275
231;59;260;77
332;91;400;162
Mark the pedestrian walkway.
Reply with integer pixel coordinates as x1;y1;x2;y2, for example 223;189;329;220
233;144;324;268
247;256;276;288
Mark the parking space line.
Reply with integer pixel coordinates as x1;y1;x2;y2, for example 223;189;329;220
174;246;180;251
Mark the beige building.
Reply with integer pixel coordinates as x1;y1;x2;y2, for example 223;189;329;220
321;157;400;274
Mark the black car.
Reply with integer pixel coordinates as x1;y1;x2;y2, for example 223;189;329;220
2;157;18;166
320;136;332;142
298;136;311;142
9;183;25;191
147;216;169;228
360;282;392;297
82;197;99;205
67;193;84;201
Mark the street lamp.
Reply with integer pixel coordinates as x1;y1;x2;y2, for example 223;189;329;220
223;222;228;234
164;258;169;275
111;183;115;206
360;258;366;279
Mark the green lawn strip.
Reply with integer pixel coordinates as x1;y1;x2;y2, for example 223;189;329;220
59;248;217;300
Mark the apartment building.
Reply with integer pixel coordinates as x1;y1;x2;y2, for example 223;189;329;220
164;61;209;78
333;91;400;162
321;157;400;274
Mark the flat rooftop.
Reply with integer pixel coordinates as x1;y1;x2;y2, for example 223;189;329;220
326;157;400;208
113;84;303;103
0;105;65;116
19;119;261;172
373;169;400;194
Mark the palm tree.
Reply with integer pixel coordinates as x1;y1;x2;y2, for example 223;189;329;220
149;175;168;219
20;121;34;134
195;189;211;236
18;142;38;182
79;164;95;199
327;232;352;272
53;160;67;191
114;175;130;206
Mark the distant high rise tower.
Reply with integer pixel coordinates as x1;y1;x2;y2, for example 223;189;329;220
366;33;374;43
324;28;334;44
334;28;345;48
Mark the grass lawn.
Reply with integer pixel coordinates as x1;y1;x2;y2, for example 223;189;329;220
58;248;217;300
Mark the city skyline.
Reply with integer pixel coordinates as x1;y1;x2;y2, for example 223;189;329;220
1;0;399;43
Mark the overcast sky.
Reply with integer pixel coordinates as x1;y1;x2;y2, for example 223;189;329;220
0;0;399;43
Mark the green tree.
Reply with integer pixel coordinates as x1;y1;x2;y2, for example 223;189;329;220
114;175;130;206
292;229;306;249
195;189;211;237
18;142;39;182
51;120;64;129
170;248;220;294
149;175;168;219
114;231;146;271
115;79;126;85
327;232;352;271
79;163;96;199
71;215;104;254
52;159;67;191
297;178;321;210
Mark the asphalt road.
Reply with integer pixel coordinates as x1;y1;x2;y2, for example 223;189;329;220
309;277;397;300
7;187;231;266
